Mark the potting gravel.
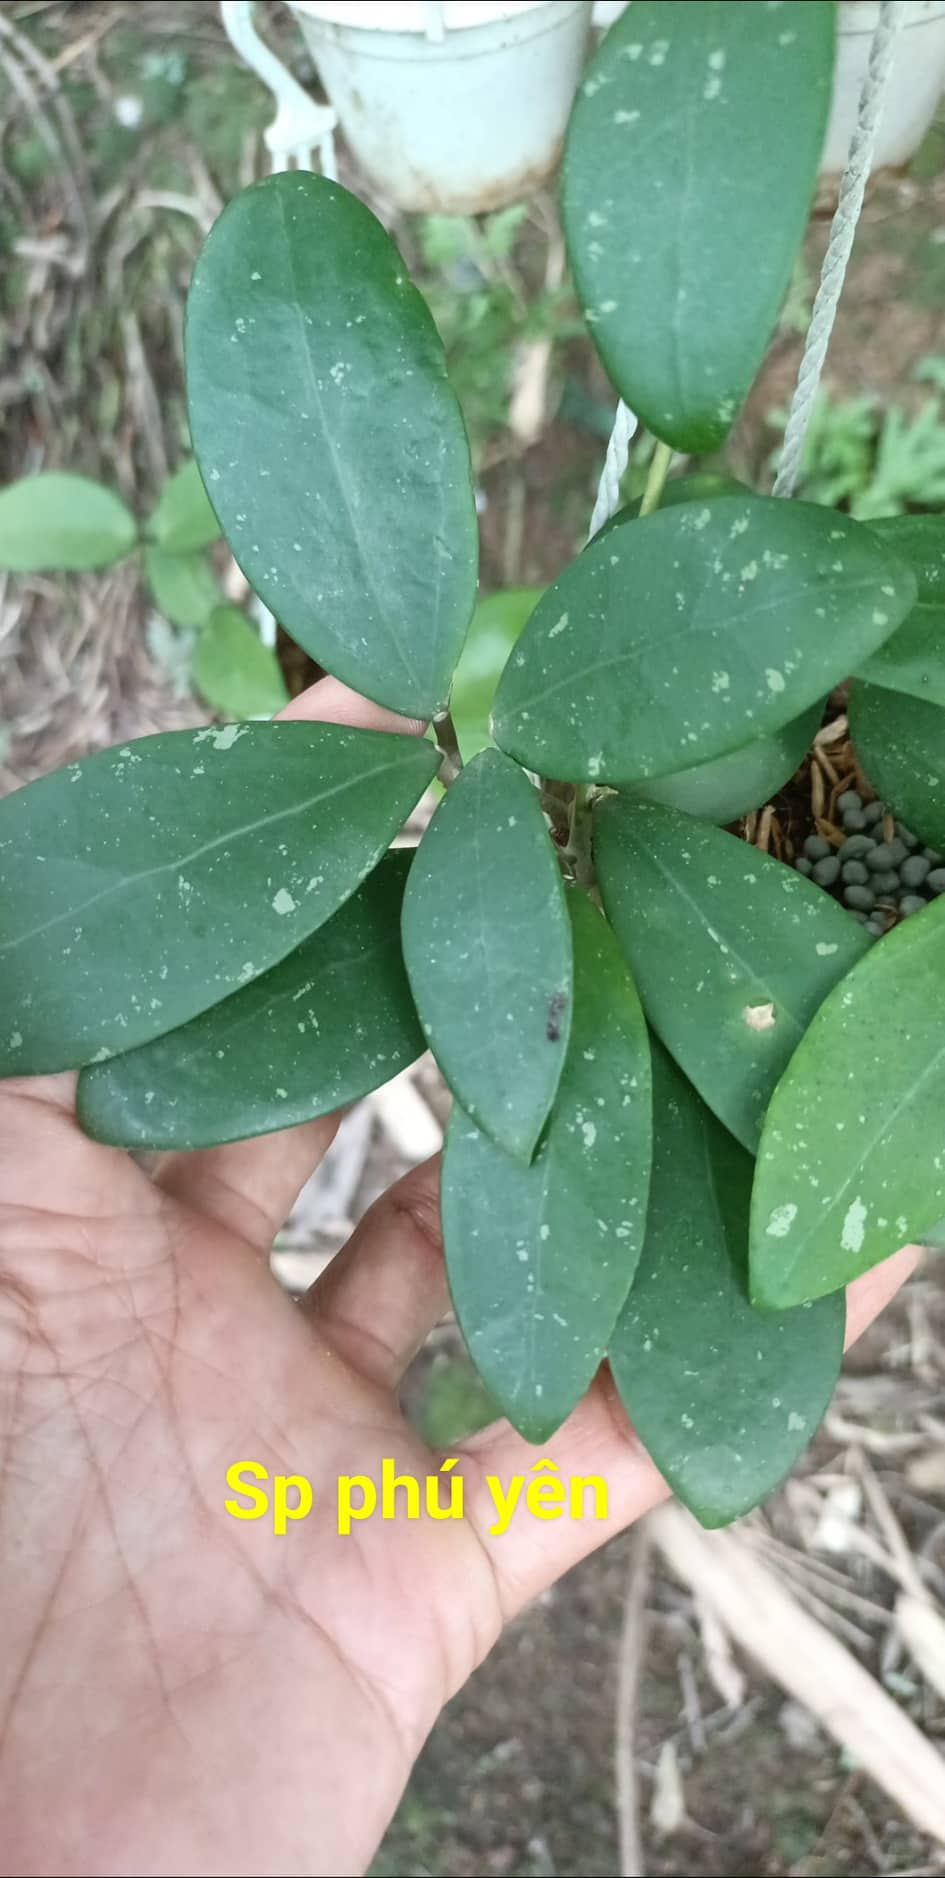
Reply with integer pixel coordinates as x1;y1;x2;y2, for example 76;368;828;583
794;791;944;937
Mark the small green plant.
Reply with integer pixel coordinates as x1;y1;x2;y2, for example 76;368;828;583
2;2;944;1528
0;458;288;720
767;358;945;517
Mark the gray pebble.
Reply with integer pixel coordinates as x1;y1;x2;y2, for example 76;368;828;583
866;843;896;870
838;834;875;860
871;870;901;894
865;919;886;936
863;801;885;825
837;790;863;814
804;835;832;861
851;909;870;925
812;855;841;886
901;854;930;887
923;848;943;865
842;860;870;885
842;810;867;832
899;895;927;917
885;836;907;865
896;823;919;849
844;884;876;912
928;868;945;894
794;856;813;877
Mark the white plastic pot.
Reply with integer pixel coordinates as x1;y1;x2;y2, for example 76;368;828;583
287;0;593;213
821;1;945;183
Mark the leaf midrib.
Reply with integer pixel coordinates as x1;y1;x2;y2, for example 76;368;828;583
0;749;425;958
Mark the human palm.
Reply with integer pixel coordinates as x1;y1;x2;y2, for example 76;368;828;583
0;682;917;1878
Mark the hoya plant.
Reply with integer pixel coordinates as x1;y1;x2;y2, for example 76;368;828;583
0;456;288;721
1;1;942;1527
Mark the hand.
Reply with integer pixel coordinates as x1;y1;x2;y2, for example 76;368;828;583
0;679;919;1878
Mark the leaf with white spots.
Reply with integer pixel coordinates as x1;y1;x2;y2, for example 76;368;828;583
401;748;571;1162
858;515;945;708
750;893;945;1308
0;723;437;1075
850;679;945;852
492;498;915;785
442;889;652;1442
594;798;869;1152
77;854;423;1149
186;172;478;719
609;1047;843;1526
563;0;834;451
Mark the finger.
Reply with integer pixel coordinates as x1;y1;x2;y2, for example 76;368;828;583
156;674;425;1249
0;1072;162;1220
844;1241;922;1346
155;1113;343;1253
302;1156;446;1389
280;674;425;738
460;1241;924;1624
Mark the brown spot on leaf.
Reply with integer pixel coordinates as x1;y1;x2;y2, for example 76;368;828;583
546;990;568;1043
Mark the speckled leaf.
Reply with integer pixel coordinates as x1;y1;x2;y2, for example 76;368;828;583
0;723;437;1076
192;605;289;719
147;459;220;553
144;545;222;631
492;498;914;785
77;853;422;1149
751;894;945;1309
563;1;834;452
850;680;945;852
610;1048;843;1527
442;889;651;1442
859;515;945;707
596;471;749;541
594;797;869;1152
186;172;478;719
631;703;821;825
401;748;571;1161
0;473;137;572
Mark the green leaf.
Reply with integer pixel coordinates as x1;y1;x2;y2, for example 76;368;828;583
401;748;571;1161
750;894;945;1308
192;605;289;719
186;172;479;719
858;515;945;707
144;544;222;630
850;680;945;851
596;470;750;540
0;473;137;572
0;723;438;1076
609;1048;843;1527
563;0;834;452
594;797;869;1153
492;497;915;785
147;458;220;553
450;588;543;762
442;889;651;1442
77;853;423;1149
632;703;821;825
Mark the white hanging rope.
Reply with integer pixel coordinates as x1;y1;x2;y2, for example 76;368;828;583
773;0;906;498
586;398;639;539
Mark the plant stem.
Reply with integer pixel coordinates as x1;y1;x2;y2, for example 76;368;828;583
639;438;674;517
433;708;463;787
568;783;595;889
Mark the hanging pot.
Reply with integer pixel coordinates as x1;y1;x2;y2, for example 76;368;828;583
820;0;945;187
286;1;593;214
